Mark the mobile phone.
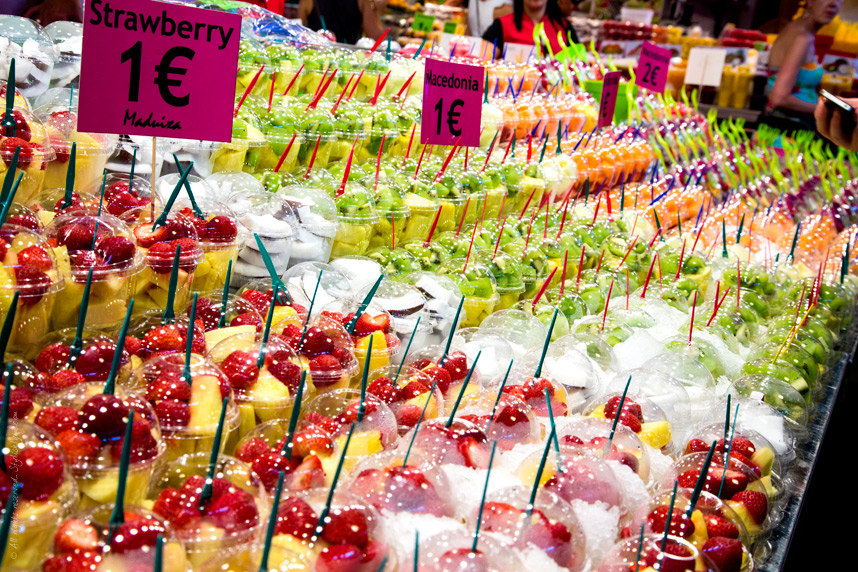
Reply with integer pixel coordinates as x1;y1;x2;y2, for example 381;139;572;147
821;89;857;132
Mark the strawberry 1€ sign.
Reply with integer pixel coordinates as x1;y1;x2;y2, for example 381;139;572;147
421;57;484;147
78;0;241;142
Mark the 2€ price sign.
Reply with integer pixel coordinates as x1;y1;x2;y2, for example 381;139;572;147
78;0;241;142
422;58;484;147
635;41;671;94
598;71;621;128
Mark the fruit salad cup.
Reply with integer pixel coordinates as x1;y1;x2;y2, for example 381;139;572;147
0;223;64;355
457;390;539;451
413;530;526;572
42;504;192;572
478;250;525;310
585;391;674;453
45;21;82;89
436;258;500;327
45;212;142;332
33;333;133;391
0;107;55;206
148;452;268;568
130;353;241;462
38;382;164;508
35;103;117;190
0;419;78;571
277;185;339;266
0;16;56;97
130;214;204;314
321;299;400;375
398;271;464;347
364;365;445;435
362;280;431;362
84;172;161;226
401;417;492;470
212;106;267;174
209;332;304;439
331;183;379;258
597;533;719;572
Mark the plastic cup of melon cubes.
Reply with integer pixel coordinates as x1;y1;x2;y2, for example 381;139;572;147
130;353;241;462
44;211;143;332
0;223;64;356
0;420;79;571
38;382;165;509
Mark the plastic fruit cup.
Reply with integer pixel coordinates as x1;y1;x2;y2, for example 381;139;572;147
413;528;525;572
282;262;354;319
27;185;97;227
597;534;719;572
401;417;491;469
84;172;162;225
45;212;143;332
331;183;379;258
33;332;133;389
552;416;652;483
457;390;539;451
360;280;430;364
130;353;241;462
212;108;267;174
302;388;398;471
0;107;55;205
584;390;673;454
320;299;400;376
0;223;64;356
436;258;499;327
171;199;242;294
43;505;192;572
234;417;338;494
0;420;79;571
365;365;444;435
36;104;117;190
37;382;164;508
398;271;464;348
478;250;525;311
130;215;204;314
148;452;268;568
277;185;339;266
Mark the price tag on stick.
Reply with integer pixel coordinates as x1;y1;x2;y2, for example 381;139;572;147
635;41;671;93
78;0;240;142
413;13;435;33
598;71;621;128
422;57;484;147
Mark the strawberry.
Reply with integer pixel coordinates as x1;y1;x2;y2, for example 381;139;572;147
457;436;491;469
702;537;743;572
604;395;644;421
154;399;191;428
287;455;326;490
309;354;342;388
79;394;130;440
305;412;341;435
366;378;398;404
266;353;301;391
110;419;159;462
44;369;86;392
493;402;529;427
203;215;238;242
397;404;424;428
316;543;363;572
440;351;469;382
221;350;259;390
275;496;317;539
322;506;369;548
240;289;271;313
352;313;390;335
717;437;756;459
231;312;262;329
143;325;184;353
133;223;167;248
235;437;271;463
299;327;334;358
75;341;119;380
55;429;101;462
54;518;99;554
110;516;165;554
0;237;7;260
16;245;52;271
615;409;642;433
14;264;51;305
3;386;33;419
420;365;452;394
685;438;710;453
252;451;292;490
398;380;430;401
14;447;64;501
704;514;740;539
290;426;335;457
42;552;101;572
95;236;136;266
147;375;191;402
0;137;33;167
35;406;80;435
203;490;259;532
57;222;97;252
164;217;197;241
731;490;767;524
5;212;39;231
646;505;695;538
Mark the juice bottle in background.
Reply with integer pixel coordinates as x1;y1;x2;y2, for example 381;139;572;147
718;66;736;107
732;65;753;109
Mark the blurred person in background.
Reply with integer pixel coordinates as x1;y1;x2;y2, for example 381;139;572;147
482;0;577;57
299;0;387;43
2;0;81;23
764;0;842;130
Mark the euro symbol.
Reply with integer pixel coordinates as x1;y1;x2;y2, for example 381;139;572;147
154;46;195;107
447;99;463;137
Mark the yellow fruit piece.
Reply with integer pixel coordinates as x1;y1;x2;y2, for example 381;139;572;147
337;431;382;471
639;421;672;449
186;522;226;568
689;510;708;547
355;331;389;373
751;447;774;476
272;305;297;324
589;404;607;419
188;375;225;432
725;501;762;536
205;324;257;348
78;464;150;508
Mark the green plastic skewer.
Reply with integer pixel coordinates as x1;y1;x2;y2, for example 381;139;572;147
401;378;438;468
281;371;306;460
68;268;95;367
128;148;137;194
152;162;193;229
604;375;632;455
0;146;19;203
533;309;559;378
160;245;183;325
392;316;422;385
0;363;13;472
0;172;24;225
61;142;78;209
108;409;135;540
0;482;21;565
722;394;731;452
183;293;199;383
472;440;498;553
735;214;745;244
258;471;286;572
345;274;384;333
103;300;134;395
172;153;203;218
357;334;373;422
788;223;801;262
718;403;740;498
620;180;625;214
153;535;164;572
538;135;549;164
439;296;465;365
721;219;728;258
0;291;19;366
296;270;324;352
257;296;278;369
253;233;291;304
1;59;15;137
544;387;562;467
660;481;678;553
217;260;233;329
96;170;107;217
485;360;513;435
685;441;717;518
412;38;427;59
525;427;555;518
445;351;481;428
634;522;645;572
375;557;389;572
199;397;230;508
314;423;356;538
414;531;420;572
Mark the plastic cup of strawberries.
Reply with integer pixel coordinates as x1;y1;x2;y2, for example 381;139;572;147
364;365;445;436
172;198;242;294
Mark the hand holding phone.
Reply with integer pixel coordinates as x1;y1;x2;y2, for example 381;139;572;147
817;91;858;151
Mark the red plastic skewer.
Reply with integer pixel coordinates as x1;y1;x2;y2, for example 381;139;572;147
481;132;499;172
308;67;329;103
464;147;469;172
590;194;601;226
656;252;663;290
501;136;514;164
463;221;479;272
614;236;638;272
302;135;323;181
647;228;661;248
403;125;417;166
675;241;686;281
518;188;537;220
306;68;338;110
274;134;298;173
707;286;732;327
365;29;390;55
370;71;392;106
456;197;471;237
282;63;304;96
346;70;364;100
532;267;557;310
606;187;613;219
268;71;276;113
235;65;265;117
330;74;354;114
640;255;658;299
493;217;507;258
424;206;443;246
434;139;461;182
526;135;533;164
736;259;741;308
601;278;615;332
626;269;630;310
575;246;586;291
497;194;506;222
394;72;417;100
413;143;429;181
336;135;360;196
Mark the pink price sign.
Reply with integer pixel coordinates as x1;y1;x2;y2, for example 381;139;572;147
635;41;671;93
597;71;622;128
78;0;241;142
421;58;484;147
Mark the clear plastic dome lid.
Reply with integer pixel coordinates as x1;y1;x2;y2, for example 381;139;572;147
356;278;428;334
302;387;399;452
283;261;353;318
328;256;384;294
277;185;339;235
0;105;56;161
479;309;548;358
207;170;266;199
415;530;527;572
231;189;296;240
0;15;56;61
0;222;64;301
554;417;652;482
730;374;808;429
335;182;379;224
45;211;143;280
44;21;82;63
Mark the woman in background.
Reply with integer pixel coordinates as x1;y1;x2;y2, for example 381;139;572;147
482;0;577;58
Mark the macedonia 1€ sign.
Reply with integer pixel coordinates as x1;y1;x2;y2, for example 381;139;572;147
78;0;240;142
421;58;484;147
